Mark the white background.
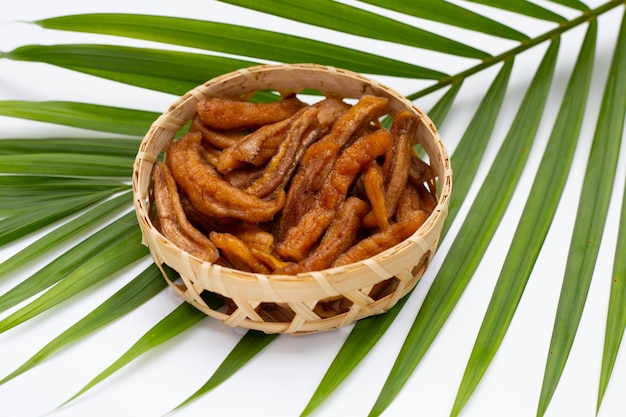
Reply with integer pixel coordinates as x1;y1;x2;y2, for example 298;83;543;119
1;1;625;416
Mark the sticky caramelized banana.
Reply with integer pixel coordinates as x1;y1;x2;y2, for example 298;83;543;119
276;128;394;261
383;110;421;211
408;152;435;185
276;197;370;274
223;165;265;189
152;162;219;262
250;249;291;272
155;92;438;278
362;161;389;230
332;211;429;267
196;95;306;131
233;225;275;254
199;141;221;167
278;95;389;238
362;110;421;228
166;132;285;223
245;105;325;198
246;98;352;199
190;117;242;149
217;98;349;178
217;117;292;174
178;191;240;236
394;182;424;222
209;231;271;274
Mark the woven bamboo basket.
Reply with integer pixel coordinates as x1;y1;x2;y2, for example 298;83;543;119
132;63;452;334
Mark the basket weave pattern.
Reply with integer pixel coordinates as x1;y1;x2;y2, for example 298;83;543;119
132;63;452;334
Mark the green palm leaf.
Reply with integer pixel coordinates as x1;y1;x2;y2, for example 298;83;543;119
2;44;261;96
300;293;411;417
60;300;218;407
358;0;530;40
423;80;463;129
0;182;127;216
0;137;140;156
537;11;626;416
1;1;625;416
0;191;130;278
451;20;597;416
0;152;133;177
467;0;568;21
0;101;157;135
32;14;446;79
0;191;117;246
0;212;147;332
369;37;560;416
598;172;626;412
0;264;166;385
215;0;490;59
173;330;279;412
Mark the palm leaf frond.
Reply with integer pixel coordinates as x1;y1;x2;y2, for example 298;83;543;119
598;173;626;412
0;264;166;385
0;191;118;246
60;300;216;407
369;37;561;416
32;14;446;79
0;153;133;177
300;293;411;416
215;0;491;58
358;0;530;40
0;191;130;278
173;330;279;412
2;44;261;96
0;213;146;332
452;19;597;415
0;1;625;416
0;137;140;156
537;10;626;416
0;100;157;136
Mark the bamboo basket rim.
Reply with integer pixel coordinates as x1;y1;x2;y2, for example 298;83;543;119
132;63;452;333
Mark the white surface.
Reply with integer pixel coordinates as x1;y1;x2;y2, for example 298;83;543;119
1;1;625;416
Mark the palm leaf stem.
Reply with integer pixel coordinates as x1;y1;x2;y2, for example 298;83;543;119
0;264;166;385
368;37;560;417
408;0;625;101
537;8;626;416
451;20;597;416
